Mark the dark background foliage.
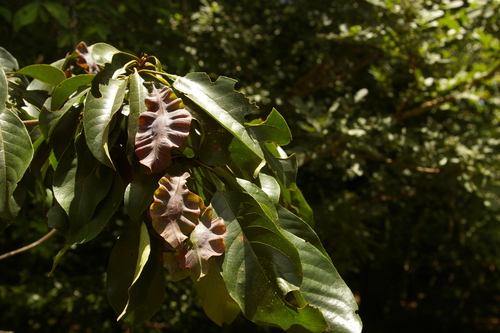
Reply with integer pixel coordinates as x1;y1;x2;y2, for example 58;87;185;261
1;0;500;332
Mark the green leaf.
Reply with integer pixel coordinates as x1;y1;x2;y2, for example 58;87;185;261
0;66;6;108
212;191;327;332
90;43;121;67
263;142;298;188
194;258;241;326
247;108;292;146
51;74;94;110
173;73;264;170
118;235;166;327
68;171;124;244
124;172;163;223
236;177;278;220
107;220;151;319
52;136;115;243
127;71;148;163
12;2;40;32
17;64;66;86
42;2;70;27
278;208;363;333
39;88;88;142
83;79;127;169
0;47;19;72
0;68;34;222
259;173;281;204
280;181;314;227
185;99;232;167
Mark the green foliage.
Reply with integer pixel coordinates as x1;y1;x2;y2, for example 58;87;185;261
2;0;500;332
0;42;361;332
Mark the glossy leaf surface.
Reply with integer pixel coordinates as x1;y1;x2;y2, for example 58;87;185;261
83;79;126;169
173;73;264;169
16;64;66;86
212;191;327;332
0;67;33;224
278;207;362;333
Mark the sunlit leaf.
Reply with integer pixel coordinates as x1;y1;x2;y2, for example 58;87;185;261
212;191;327;332
0;47;19;72
83;78;127;169
175;205;226;280
127;71;148;163
16;64;66;86
278;207;362;333
0;67;34;223
247;108;292;146
135;86;191;174
173;73;264;170
150;172;201;250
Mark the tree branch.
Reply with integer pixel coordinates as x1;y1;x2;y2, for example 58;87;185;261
396;61;500;121
355;152;441;174
0;229;58;260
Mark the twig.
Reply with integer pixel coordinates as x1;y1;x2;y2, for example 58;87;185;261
0;229;58;260
397;62;500;121
355;152;440;173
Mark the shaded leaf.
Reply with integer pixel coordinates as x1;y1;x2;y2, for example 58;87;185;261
52;135;114;243
135;86;191;174
12;2;40;32
43;2;70;27
68;171;124;244
39;88;87;142
83;78;127;169
107;220;151;319
51;74;94;110
121;238;166;328
194;258;241;326
184;99;232;166
150;172;201;250
124;172;163;223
